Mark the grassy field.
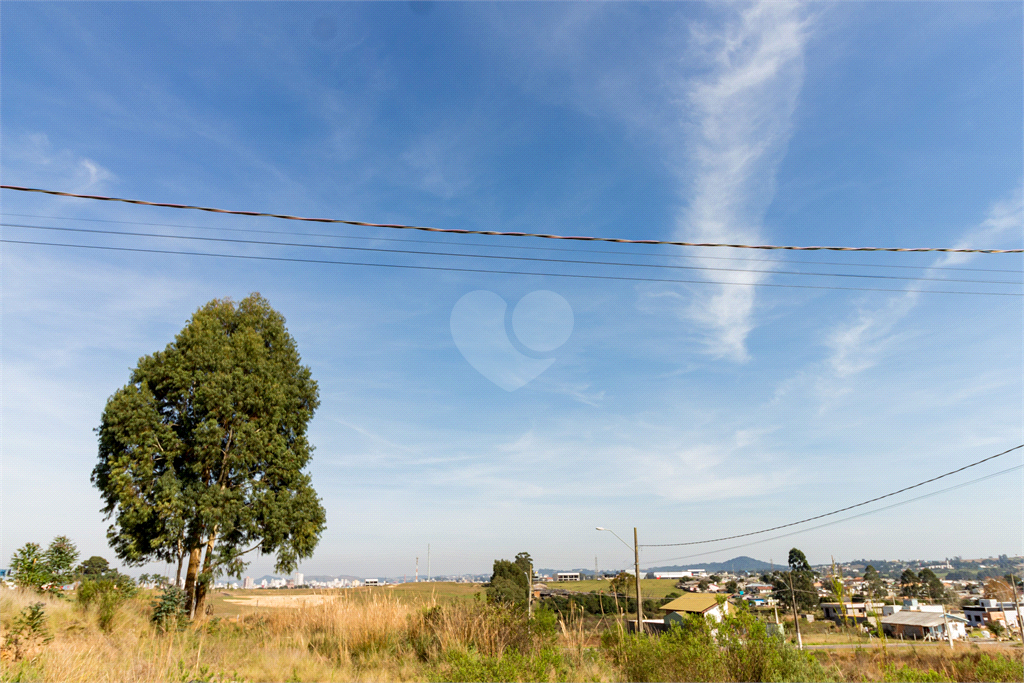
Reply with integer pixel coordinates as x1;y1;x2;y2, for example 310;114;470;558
2;586;1021;682
547;579;683;599
204;583;485;620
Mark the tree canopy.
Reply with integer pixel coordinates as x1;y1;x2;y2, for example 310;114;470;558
93;294;326;617
899;569;920;597
486;552;533;606
9;536;80;594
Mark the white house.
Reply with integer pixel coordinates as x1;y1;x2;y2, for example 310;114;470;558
963;599;1022;630
660;594;730;624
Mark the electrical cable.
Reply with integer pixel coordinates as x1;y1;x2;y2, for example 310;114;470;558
4;185;1023;253
643;463;1023;565
640;444;1024;548
7;222;1020;287
4;212;1018;274
4;238;1020;297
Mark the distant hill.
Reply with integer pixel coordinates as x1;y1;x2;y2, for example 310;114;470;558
535;557;773;578
645;556;775;574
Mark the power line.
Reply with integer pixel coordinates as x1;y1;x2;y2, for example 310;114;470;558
644;463;1023;565
4;185;1023;253
5;238;1021;297
640;443;1024;548
5;212;1018;274
7;222;1019;287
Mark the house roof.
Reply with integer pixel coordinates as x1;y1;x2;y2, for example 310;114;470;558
881;612;968;627
660;594;722;614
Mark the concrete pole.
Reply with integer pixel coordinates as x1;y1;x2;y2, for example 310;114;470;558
788;572;803;650
526;563;533;619
942;610;953;650
634;527;643;635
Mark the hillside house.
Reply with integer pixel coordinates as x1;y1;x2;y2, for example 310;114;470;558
660;594;730;624
881;611;967;640
963;599;1022;630
821;602;871;624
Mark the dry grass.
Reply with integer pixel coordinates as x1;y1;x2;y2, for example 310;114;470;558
3;586;1018;682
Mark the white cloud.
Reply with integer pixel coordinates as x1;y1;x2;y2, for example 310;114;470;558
675;2;810;362
3;133;115;193
823;189;1022;381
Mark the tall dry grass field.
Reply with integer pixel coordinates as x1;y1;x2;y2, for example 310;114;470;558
0;587;611;682
2;585;1021;682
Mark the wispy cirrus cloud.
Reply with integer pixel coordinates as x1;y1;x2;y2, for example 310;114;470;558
2;133;115;193
824;189;1022;381
676;3;810;362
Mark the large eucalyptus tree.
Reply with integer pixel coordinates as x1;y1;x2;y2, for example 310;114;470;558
94;294;326;616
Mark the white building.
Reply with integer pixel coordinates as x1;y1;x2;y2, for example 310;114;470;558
963;599;1022;630
651;570;708;579
243;577;255;589
364;578;379;586
556;572;581;582
881;599;944;617
294;573;304;587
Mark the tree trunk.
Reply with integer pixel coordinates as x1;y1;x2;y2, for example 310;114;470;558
175;553;184;588
183;546;202;618
193;531;219;619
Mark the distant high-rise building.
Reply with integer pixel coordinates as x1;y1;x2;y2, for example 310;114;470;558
243;576;255;589
294;572;304;587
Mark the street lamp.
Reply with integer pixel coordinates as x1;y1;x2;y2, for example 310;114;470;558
597;526;644;634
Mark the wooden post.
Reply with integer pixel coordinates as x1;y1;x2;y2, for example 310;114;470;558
942;610;954;650
634;527;644;635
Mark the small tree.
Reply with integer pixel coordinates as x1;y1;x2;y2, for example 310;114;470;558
918;568;945;602
486;553;532;606
611;571;637;597
77;556;111;579
9;543;48;592
864;565;886;599
43;537;79;589
9;537;79;595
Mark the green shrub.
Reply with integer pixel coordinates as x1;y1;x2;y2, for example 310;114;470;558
1;602;53;662
77;574;139;631
882;664;953;682
431;647;571;683
151;585;188;633
952;652;1024;682
602;607;841;682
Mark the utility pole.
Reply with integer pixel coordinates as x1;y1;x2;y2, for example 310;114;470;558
526;562;533;619
1009;573;1024;644
787;571;803;650
596;556;599;580
942;610;954;650
634;527;643;635
416;557;419;583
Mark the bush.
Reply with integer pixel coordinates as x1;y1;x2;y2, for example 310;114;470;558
0;602;52;663
952;651;1024;682
77;573;139;631
431;647;571;683
602;607;841;682
150;585;188;633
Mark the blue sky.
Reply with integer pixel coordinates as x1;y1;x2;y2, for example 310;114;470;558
2;2;1021;580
